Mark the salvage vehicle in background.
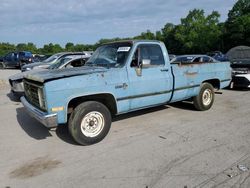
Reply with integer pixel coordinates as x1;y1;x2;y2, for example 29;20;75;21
207;51;229;62
21;40;231;145
230;59;250;89
171;55;218;63
0;51;33;69
33;54;52;63
169;54;176;61
9;55;88;97
21;51;92;72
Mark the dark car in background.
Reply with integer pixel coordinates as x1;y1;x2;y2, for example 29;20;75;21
21;51;92;72
0;51;33;69
207;51;229;62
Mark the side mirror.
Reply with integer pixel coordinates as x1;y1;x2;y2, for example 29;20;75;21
141;59;151;68
135;59;151;77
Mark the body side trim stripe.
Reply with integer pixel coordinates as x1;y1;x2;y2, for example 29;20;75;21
117;84;200;101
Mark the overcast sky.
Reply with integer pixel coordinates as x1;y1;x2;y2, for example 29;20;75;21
0;0;237;47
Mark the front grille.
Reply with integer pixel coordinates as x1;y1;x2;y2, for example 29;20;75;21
23;80;46;111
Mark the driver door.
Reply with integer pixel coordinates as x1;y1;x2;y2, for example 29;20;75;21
126;44;172;110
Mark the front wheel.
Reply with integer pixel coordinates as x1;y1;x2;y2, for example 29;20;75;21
68;101;111;145
193;83;215;111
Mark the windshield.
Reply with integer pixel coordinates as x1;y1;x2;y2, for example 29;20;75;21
86;42;132;68
43;54;62;63
48;57;72;69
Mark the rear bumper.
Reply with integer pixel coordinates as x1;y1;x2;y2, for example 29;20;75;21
21;96;58;128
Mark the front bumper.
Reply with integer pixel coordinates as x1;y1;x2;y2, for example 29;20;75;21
231;75;250;88
21;96;58;128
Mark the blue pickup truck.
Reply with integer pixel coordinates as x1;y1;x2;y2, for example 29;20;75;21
0;51;33;69
21;40;231;145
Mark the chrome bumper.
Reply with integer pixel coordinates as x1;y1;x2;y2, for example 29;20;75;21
21;96;58;128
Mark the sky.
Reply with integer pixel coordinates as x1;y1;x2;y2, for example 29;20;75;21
0;0;237;47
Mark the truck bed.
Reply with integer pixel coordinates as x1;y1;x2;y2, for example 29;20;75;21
170;61;231;102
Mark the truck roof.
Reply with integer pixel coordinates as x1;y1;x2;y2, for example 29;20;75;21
104;40;162;45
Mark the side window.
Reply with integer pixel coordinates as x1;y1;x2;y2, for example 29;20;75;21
203;57;210;63
193;57;200;63
130;44;164;67
67;59;86;68
209;58;214;63
5;53;13;61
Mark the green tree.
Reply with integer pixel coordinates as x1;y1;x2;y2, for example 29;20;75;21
41;43;63;54
0;43;16;56
159;23;182;54
224;0;250;50
65;42;74;51
134;30;155;40
27;43;37;53
174;9;222;54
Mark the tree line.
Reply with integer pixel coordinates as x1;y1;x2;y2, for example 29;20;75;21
0;0;249;56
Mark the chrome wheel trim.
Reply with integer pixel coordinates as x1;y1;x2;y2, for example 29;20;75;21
202;88;212;106
80;111;105;137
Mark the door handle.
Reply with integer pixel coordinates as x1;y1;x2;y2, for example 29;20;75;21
161;69;169;72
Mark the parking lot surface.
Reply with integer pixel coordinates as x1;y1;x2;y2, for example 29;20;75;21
0;69;250;188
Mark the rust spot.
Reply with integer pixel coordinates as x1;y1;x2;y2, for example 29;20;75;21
10;156;61;179
101;73;104;78
175;62;209;67
185;71;198;77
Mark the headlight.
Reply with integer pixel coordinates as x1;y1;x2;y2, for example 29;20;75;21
37;87;46;110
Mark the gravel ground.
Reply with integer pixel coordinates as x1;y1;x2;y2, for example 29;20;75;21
0;69;250;188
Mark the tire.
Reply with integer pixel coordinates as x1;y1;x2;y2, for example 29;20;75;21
18;62;23;69
0;62;6;69
193;83;215;111
68;101;111;145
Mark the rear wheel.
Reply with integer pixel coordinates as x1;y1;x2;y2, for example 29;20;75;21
68;101;111;145
193;83;215;111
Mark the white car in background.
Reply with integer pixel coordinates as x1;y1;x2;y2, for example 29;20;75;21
230;59;250;89
9;55;89;97
21;51;92;72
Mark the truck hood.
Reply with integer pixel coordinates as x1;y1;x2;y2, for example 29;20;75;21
24;66;107;83
9;69;48;81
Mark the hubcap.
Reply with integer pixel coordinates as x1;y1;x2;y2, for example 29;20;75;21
80;111;105;137
202;89;212;106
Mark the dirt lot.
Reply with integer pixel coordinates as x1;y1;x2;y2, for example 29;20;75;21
0;69;250;188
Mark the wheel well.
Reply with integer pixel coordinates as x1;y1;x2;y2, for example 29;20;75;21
203;79;220;89
67;93;117;115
